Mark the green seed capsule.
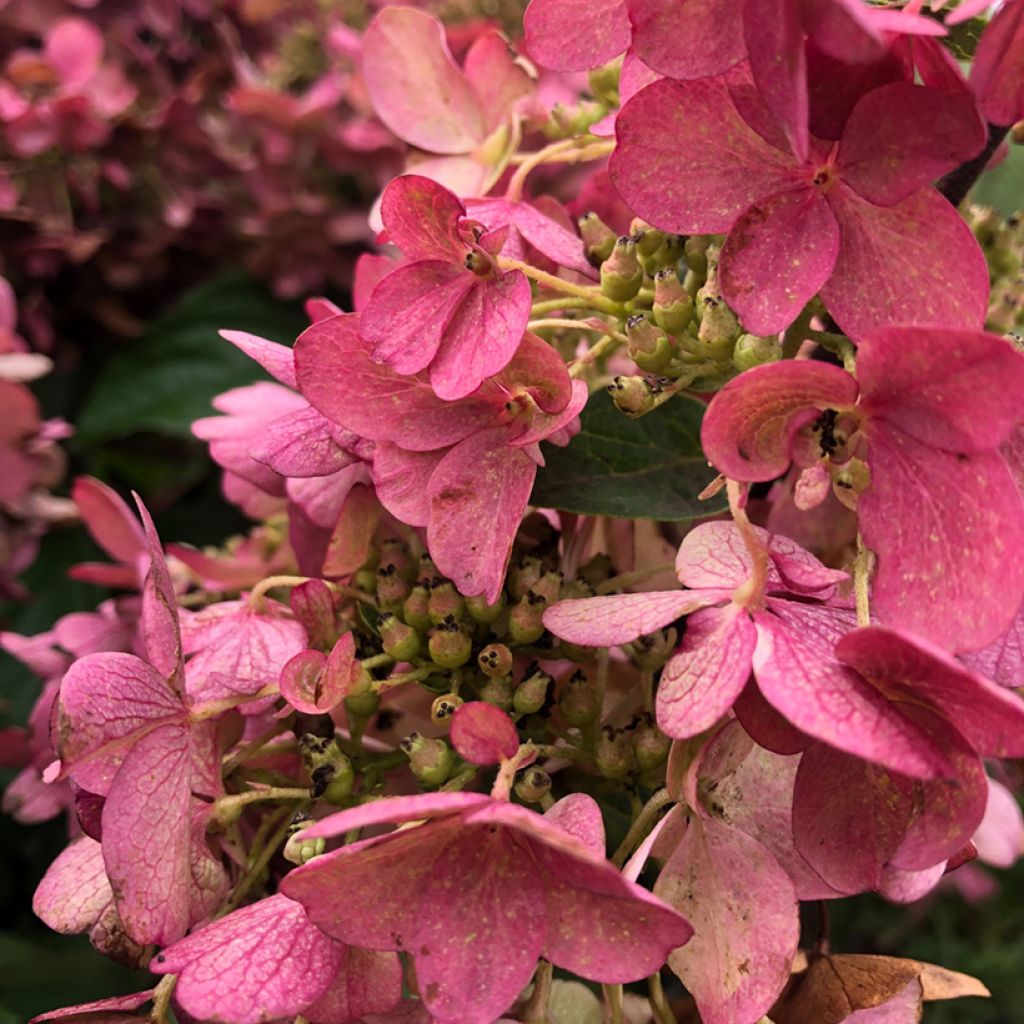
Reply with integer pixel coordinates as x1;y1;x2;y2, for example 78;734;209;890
600;236;643;301
401;732;455;786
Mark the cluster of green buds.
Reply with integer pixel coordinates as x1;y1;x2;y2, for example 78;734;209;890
968;205;1024;334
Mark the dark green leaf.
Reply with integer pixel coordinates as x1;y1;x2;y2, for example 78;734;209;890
74;272;306;443
942;15;988;63
531;390;724;520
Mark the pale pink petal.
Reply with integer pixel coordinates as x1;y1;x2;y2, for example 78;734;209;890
656;816;799;1024
380;175;467;262
152;895;343;1024
461;30;534;133
845;979;923;1023
720;187;840;335
629;0;745;79
280;633;358;715
838;83;985;206
656;604;756;739
33;837;111;934
304;946;404;1024
543;793;606;858
962;601;1024;687
734;679;810;754
822;185;989;335
543;590;723;647
498;330;577;415
879;863;946;904
835;626;1024;758
676;521;789;591
609;77;796;234
969;0;1024;126
287;462;368;532
3;765;68;823
294;313;494;451
219;329;297;388
134;496;182;683
450;701;519;764
71;477;146;568
973;777;1024;868
766;533;849;594
752;607;951;779
426;433;536;603
302;792;491;840
857;326;1024;453
859;431;1024;653
371;444;444;528
45;18;103;90
700;360;858;481
251;406;357;478
353;255;399;313
523;0;630;71
361;9;484;153
29;991;154;1024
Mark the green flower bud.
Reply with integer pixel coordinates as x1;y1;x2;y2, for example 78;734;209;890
631;712;671;772
402;583;432;631
577;553;614;587
376;564;411;614
530;571;564;606
579;212;617;265
479;642;514;678
378;538;414;581
464;250;492;277
587;63;620;106
594;725;635;779
508;555;544;601
466;591;506;624
479;673;514;710
428;580;466;625
416;553;439;583
513;666;554;715
428;617;472;668
430;693;464;725
299;735;355;805
697;295;740;361
401;732;455;786
607;375;656;417
284;815;326;865
732;333;783;371
627;627;678;670
344;688;380;719
558;669;601;727
626;313;674;373
630;218;666;258
651;233;684;267
684;235;711;276
508;592;548;645
600;236;643;301
354;567;377;594
379;613;421;661
515;765;553;803
652;268;695;333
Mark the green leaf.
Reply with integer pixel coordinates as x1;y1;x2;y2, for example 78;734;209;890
942;15;988;63
531;390;724;520
74;272;306;443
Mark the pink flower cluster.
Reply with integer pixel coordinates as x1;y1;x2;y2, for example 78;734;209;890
5;2;1024;1024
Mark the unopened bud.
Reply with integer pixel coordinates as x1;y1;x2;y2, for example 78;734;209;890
559;669;601;727
595;725;635;779
508;592;548;645
401;732;455;786
684;235;710;276
578;553;614;587
376;564;411;614
378;538;414;581
428;580;465;625
344;688;380;720
697;292;740;360
631;712;671;771
627;628;678;670
479;642;514;678
732;333;782;371
402;584;431;631
587;63;620;106
653;268;695;333
416;554;439;583
430;692;464;725
479;673;514;710
530;571;564;606
626;314;674;373
283;815;326;865
466;591;506;624
630;218;665;258
600;236;643;301
354;567;377;594
513;666;554;715
299;734;356;803
515;765;553;803
509;556;544;601
651;233;684;267
607;375;656;417
428;617;472;668
464;250;491;277
379;613;421;661
579;212;616;265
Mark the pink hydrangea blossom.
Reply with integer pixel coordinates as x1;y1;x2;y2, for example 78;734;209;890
968;0;1024;126
701;325;1024;651
281;792;693;1024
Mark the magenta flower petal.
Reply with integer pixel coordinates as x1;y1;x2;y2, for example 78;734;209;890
461;30;534;134
449;701;520;765
380;175;467;262
700;360;857;482
821;185;989;334
281;633;359;715
752;605;951;779
969;0;1024;126
835;626;1024;759
426;432;536;602
804;0;883;63
523;0;630;71
29;991;154;1024
879;863;946;905
734;679;810;755
656;604;756;739
859;433;1024;652
303;792;492;841
219;329;297;389
372;445;444;528
295;314;494;452
361;8;484;153
720;187;840;335
656;816;799;1024
71;477;147;569
135;496;183;684
543;590;722;647
33;837;111;935
543;793;606;858
838;83;985;207
961;602;1024;688
251;406;358;478
610;77;795;234
304;946;404;1024
45;17;103;90
629;0;744;80
152;895;345;1024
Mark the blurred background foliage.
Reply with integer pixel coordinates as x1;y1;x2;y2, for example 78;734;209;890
0;93;1022;1024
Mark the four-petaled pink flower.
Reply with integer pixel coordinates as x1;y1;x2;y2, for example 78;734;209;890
281;792;693;1024
295;312;587;602
701;325;1024;652
611;75;987;336
361;175;533;401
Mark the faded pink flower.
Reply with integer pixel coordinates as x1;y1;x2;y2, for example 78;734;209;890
151;893;403;1024
281;792;692;1024
361;175;532;400
611;75;987;335
295;313;587;602
701;325;1024;652
448;701;519;764
280;632;360;715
